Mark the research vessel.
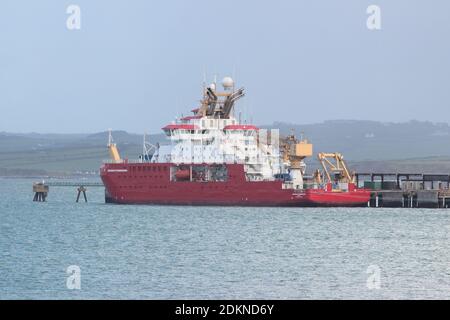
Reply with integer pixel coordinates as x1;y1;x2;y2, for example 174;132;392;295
100;77;370;206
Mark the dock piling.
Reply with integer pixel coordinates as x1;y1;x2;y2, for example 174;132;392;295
33;182;49;202
76;186;88;203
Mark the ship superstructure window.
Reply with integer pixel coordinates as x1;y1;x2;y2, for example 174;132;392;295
170;164;228;182
209;164;228;182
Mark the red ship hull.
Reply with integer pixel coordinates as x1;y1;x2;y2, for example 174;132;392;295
100;162;371;207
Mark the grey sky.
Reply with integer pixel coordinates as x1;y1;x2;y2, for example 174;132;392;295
1;0;449;133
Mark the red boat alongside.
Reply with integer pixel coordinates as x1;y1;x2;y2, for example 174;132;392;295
100;77;371;207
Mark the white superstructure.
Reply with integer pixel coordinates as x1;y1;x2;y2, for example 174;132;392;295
158;77;282;181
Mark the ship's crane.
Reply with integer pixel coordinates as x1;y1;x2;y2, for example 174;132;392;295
140;133;160;163
107;129;122;163
313;168;322;184
280;133;313;189
206;87;218;116
280;133;313;169
197;77;245;119
222;87;245;118
317;152;354;183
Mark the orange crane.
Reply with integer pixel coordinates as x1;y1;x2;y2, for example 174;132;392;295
280;133;313;189
107;129;122;162
317;152;354;184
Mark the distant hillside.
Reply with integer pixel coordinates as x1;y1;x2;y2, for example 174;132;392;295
0;131;165;151
265;120;450;161
0;131;165;176
2;120;450;176
347;157;450;174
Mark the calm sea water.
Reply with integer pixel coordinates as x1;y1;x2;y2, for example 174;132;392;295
1;178;450;299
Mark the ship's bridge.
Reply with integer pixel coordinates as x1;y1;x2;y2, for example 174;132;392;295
162;117;245;137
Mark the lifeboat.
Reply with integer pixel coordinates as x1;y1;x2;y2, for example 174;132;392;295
175;169;190;181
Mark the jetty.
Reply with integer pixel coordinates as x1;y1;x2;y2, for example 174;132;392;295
32;180;104;203
355;173;450;208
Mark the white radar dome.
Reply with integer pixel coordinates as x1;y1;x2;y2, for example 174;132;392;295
222;77;234;90
209;83;216;91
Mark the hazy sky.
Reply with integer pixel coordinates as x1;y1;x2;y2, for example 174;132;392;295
1;0;449;133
